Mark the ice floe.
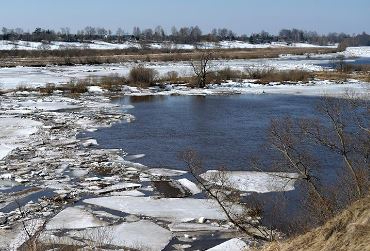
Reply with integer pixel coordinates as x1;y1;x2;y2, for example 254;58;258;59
70;220;172;251
46;207;108;230
206;238;248;251
84;196;231;221
168;222;228;232
0;117;42;160
177;178;202;195
200;170;299;193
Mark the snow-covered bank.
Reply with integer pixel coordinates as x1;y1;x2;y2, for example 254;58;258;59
0;40;337;51
0;58;329;90
122;80;369;98
340;46;370;58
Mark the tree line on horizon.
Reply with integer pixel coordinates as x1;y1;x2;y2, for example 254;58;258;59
1;26;369;47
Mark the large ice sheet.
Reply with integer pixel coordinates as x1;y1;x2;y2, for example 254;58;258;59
206;238;248;251
46;207;108;230
70;220;172;251
84;196;229;221
201;170;299;193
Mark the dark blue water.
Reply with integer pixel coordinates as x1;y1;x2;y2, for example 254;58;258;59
318;57;370;68
84;94;338;173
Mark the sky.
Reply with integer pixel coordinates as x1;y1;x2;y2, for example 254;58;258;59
1;0;369;35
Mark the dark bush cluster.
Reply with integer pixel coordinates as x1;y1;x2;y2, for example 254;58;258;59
128;65;158;87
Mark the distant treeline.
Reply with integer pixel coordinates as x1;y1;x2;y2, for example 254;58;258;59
1;26;369;47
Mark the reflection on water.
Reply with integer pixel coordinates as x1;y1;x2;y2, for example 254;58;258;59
112;95;168;104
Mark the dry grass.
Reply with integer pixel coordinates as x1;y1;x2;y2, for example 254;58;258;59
60;80;89;94
246;69;313;84
39;83;57;94
0;47;339;67
208;67;246;83
95;74;127;91
260;195;370;251
314;71;350;81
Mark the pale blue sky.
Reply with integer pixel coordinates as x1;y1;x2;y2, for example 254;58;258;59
1;0;369;35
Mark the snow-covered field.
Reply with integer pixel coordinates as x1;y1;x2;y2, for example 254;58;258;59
0;40;338;51
340;46;370;57
0;58;332;90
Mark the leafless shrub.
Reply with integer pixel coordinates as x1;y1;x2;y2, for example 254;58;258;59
15;84;33;92
245;68;274;79
39;83;56;95
190;51;213;88
179;150;272;241
165;71;179;82
76;227;114;249
129;65;158;87
208;67;245;83
255;92;369;234
60;79;88;94
97;73;126;91
331;55;353;73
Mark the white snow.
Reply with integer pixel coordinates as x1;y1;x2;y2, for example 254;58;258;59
46;207;108;230
0;58;333;90
70;220;172;251
0;40;337;51
17;100;80;111
200;170;300;193
341;46;370;58
206;238;248;251
0;117;42;160
87;85;104;93
84;196;232;221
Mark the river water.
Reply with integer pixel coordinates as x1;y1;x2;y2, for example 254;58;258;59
82;93;359;233
85;94;333;171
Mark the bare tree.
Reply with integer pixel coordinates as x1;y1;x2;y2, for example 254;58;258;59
256;92;369;231
132;26;141;39
179;150;272;241
116;28;125;43
190;51;213;88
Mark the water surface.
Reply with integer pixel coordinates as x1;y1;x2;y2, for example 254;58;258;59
85;94;331;171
